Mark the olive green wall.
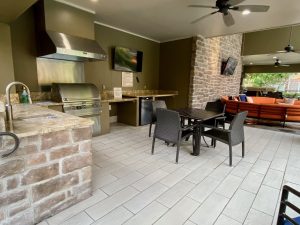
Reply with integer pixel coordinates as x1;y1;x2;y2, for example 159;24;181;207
244;64;300;73
44;0;94;39
159;38;193;109
10;8;39;91
243;25;300;55
9;0;96;92
84;24;160;91
0;22;15;94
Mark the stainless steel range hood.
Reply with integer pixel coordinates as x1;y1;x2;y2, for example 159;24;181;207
34;0;107;62
38;30;107;62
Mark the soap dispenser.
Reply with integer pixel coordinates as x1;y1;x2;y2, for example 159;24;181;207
20;86;29;103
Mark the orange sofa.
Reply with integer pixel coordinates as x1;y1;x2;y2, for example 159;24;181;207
221;96;300;126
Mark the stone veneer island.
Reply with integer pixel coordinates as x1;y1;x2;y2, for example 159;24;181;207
0;104;93;225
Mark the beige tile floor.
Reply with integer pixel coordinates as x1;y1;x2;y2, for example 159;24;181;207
40;123;300;225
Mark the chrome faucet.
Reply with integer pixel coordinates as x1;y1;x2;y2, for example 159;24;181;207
5;81;32;121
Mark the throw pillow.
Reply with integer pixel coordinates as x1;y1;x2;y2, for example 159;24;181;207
284;98;295;105
239;94;247;102
246;96;254;103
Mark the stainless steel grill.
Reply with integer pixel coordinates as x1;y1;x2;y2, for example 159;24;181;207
51;83;101;136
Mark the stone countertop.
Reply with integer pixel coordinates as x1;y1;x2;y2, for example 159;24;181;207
122;92;178;98
101;97;138;103
4;104;93;138
34;101;64;106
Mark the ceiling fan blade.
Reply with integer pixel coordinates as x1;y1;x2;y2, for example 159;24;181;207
223;12;235;27
191;11;218;24
233;5;270;12
228;0;246;6
188;5;216;9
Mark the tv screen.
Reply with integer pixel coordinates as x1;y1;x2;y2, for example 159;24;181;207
221;57;238;75
112;47;143;72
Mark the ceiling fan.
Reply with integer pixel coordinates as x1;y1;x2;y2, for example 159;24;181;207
189;0;270;26
277;26;300;54
274;58;290;67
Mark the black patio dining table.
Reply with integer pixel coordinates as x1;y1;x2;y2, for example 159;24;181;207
176;108;225;156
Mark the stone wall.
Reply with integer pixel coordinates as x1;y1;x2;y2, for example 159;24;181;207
0;126;92;225
189;34;243;108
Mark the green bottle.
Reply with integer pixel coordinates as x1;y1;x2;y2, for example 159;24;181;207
20;87;29;104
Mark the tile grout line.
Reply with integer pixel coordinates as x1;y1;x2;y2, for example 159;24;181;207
270;133;296;225
240;131;286;224
212;128;272;224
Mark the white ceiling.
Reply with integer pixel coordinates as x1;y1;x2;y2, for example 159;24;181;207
243;52;300;66
58;0;300;42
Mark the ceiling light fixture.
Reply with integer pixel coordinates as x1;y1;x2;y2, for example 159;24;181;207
242;9;251;15
250;62;253;65
91;0;98;2
273;56;278;59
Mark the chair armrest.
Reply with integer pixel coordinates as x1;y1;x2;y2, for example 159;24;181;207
200;124;231;133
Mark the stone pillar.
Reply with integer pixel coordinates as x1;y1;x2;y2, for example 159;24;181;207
189;34;243;109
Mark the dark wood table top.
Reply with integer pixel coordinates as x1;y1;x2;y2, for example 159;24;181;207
176;108;224;122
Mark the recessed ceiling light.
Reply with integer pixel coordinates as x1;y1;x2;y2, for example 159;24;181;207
273;56;278;59
249;62;253;65
242;9;251;15
91;0;98;2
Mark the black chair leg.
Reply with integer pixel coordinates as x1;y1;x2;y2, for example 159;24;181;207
242;141;245;158
229;145;232;167
151;137;155;155
185;135;190;141
176;143;180;163
149;123;152;137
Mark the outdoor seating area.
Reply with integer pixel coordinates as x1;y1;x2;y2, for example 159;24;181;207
149;99;248;166
1;1;300;225
42;121;300;225
222;96;300;126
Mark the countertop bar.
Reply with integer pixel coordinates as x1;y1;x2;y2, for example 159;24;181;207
122;93;177;98
101;97;138;103
34;98;138;105
34;101;64;106
4;104;93;138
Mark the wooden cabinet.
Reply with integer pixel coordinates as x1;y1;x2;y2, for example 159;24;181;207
117;100;139;126
100;102;110;135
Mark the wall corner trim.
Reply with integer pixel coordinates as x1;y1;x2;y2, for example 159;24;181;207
53;0;96;14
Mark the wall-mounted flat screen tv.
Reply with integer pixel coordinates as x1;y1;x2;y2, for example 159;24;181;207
112;46;143;72
221;57;238;75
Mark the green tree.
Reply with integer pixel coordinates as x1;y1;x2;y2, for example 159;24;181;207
243;73;290;89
